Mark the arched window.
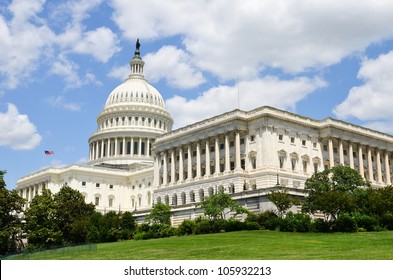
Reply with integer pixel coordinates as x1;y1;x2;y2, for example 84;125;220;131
199;189;204;202
181;192;186;205
172;193;177;206
164;195;170;205
189;191;195;202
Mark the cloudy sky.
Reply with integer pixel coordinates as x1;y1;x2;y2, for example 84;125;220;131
1;0;393;189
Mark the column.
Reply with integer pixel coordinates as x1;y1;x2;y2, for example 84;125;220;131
376;149;382;183
179;147;184;182
107;138;111;157
214;136;220;174
235;131;241;171
187;144;192;180
170;149;175;183
385;151;391;185
138;138;142;157
224;134;230;172
328;138;334;168
358;145;364;178
349;142;354;169
153;154;160;188
205;139;211;176
114;138;118;156
122;137;126;156
368;147;374;181
162;152;168;185
100;139;104;158
339;139;344;165
196;141;201;178
245;134;252;171
130;137;134;155
147;138;151;156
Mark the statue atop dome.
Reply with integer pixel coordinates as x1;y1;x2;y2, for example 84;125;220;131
136;38;140;51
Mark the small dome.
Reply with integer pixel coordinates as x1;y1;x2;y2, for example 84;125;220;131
105;77;165;109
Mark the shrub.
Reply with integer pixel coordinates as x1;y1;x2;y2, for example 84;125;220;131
292;213;313;232
380;212;393;230
256;211;278;229
313;218;331;233
244;221;260;231
194;219;214;235
223;219;244;232
353;214;379;232
177;220;196;236
334;213;357;232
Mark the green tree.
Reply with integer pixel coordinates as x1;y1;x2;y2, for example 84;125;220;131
53;184;95;244
0;170;25;254
303;165;369;220
266;190;298;217
198;191;247;220
24;189;63;249
145;202;171;225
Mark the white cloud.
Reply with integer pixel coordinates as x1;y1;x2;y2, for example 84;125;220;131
73;27;120;63
0;103;42;150
49;55;101;89
108;65;129;81
334;50;393;134
0;0;119;90
167;76;326;128
45;95;82;111
144;46;205;89
111;0;393;80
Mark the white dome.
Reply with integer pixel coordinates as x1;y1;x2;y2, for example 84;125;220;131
105;77;165;109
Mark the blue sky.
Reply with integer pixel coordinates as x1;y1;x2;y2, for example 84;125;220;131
2;0;393;189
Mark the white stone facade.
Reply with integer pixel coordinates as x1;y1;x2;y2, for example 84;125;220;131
16;46;393;226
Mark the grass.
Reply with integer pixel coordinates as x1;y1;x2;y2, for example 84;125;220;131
6;230;393;260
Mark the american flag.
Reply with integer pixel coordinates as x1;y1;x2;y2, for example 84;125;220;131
44;150;54;156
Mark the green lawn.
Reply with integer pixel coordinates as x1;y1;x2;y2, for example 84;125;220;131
7;230;393;260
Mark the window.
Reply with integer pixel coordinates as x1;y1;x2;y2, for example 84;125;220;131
303;161;307;173
109;197;113;207
333;147;338;153
96;183;100;188
313;142;317;148
291;158;296;171
109;185;113;189
220;143;224;150
250;135;256;142
95;197;99;206
240;138;245;145
313;162;318;173
344;150;348;156
279;156;285;169
291;137;295;144
353;152;357;158
279;134;283;141
302;140;306;146
230;141;234;147
81;181;86;186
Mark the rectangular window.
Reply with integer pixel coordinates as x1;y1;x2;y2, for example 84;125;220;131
323;145;327;151
109;198;113;207
230;141;234;147
291;137;295;144
95;197;99;206
96;183;100;188
313;142;317;148
220;143;224;150
279;134;283;141
353;152;357;158
303;161;307;173
302;140;306;146
81;181;86;186
109;185;113;189
344;150;348;156
333;147;338;153
279;156;284;169
250;135;256;142
240;138;245;145
313;162;318;173
291;158;296;171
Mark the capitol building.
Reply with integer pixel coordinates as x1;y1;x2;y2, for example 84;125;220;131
16;45;393;225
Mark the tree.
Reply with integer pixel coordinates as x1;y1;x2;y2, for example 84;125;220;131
24;189;63;249
198;191;247;220
303;165;369;220
0;170;25;254
53;184;95;244
145;202;171;225
266;190;298;217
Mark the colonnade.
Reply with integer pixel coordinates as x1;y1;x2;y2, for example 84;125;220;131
18;183;46;207
324;138;392;184
89;137;154;161
154;130;249;188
